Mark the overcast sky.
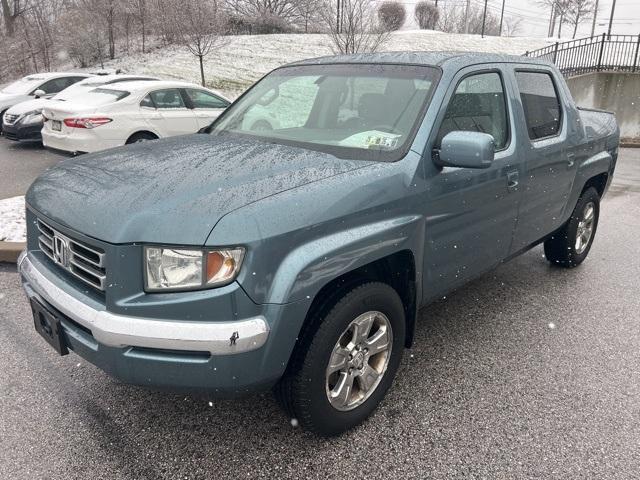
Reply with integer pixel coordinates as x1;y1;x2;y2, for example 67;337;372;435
402;0;639;38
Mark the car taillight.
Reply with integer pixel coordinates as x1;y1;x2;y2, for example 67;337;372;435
63;117;112;129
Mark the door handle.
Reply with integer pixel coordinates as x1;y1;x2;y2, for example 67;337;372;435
507;171;519;192
567;153;576;169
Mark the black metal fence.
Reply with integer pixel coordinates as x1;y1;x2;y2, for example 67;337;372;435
524;34;640;77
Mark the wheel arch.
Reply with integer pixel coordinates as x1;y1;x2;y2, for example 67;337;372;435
125;130;159;144
298;250;418;351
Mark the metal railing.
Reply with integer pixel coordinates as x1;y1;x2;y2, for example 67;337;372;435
525;34;640;77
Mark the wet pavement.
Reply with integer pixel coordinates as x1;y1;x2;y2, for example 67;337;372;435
1;149;639;479
0;137;65;199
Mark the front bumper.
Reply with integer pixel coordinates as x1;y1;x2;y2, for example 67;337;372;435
19;253;269;354
2;122;42;141
18;251;305;394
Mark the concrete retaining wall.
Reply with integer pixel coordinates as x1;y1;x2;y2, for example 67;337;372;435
567;72;640;144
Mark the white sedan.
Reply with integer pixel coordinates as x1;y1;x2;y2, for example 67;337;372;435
41;80;231;154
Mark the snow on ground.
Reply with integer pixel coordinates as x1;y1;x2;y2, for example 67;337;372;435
98;32;553;99
0;196;26;242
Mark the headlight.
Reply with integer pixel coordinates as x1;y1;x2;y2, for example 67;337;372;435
144;246;245;291
20;110;43;125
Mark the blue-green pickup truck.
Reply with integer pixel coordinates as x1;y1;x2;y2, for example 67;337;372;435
19;52;619;436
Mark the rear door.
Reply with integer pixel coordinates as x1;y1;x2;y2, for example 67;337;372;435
184;88;230;128
510;68;576;251
145;88;198;136
422;65;523;300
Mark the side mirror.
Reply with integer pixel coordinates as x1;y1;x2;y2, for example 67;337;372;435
434;131;495;169
33;89;46;98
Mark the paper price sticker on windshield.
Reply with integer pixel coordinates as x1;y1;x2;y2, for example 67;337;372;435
365;135;399;149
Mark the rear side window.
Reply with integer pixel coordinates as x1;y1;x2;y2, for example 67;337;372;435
185;89;229;109
149;89;185;109
436;72;509;150
515;71;562;140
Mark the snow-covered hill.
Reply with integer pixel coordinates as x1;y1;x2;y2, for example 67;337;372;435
99;31;553;98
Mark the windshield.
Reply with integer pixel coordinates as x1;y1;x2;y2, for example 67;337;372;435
210;64;440;161
1;76;45;95
65;88;130;106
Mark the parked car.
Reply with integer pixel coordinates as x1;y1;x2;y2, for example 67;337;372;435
0;72;91;133
2;74;159;142
19;53;619;436
41;80;231;154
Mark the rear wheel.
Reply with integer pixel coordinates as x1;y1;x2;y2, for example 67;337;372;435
544;187;600;268
275;282;405;436
126;132;158;144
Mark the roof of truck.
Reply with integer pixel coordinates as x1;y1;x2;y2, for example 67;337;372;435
289;51;551;70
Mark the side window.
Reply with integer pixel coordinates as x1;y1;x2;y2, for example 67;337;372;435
185;89;229;109
140;94;155;108
149;89;186;109
67;76;88;86
37;78;71;95
436;72;509;150
515;71;562;140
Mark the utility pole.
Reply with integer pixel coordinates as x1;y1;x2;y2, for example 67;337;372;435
336;0;341;34
481;0;488;38
464;0;471;34
591;0;599;37
607;0;617;38
499;0;506;36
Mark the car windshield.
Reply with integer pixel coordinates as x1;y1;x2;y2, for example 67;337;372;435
1;76;45;95
66;87;130;106
210;64;440;161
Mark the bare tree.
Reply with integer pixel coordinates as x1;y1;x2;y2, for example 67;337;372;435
323;0;389;55
377;1;405;31
566;0;595;39
1;0;25;36
296;0;323;33
176;0;230;86
128;0;147;53
414;1;439;30
225;0;300;24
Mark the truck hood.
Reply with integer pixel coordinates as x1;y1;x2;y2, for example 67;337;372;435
26;134;373;245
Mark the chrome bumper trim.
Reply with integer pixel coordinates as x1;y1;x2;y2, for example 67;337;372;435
19;254;269;355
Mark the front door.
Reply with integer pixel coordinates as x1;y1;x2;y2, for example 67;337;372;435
147;88;198;136
422;66;523;301
184;88;230;129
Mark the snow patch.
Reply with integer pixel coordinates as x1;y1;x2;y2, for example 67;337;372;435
0;195;26;242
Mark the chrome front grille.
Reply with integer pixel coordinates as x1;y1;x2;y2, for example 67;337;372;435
3;113;19;125
37;219;107;291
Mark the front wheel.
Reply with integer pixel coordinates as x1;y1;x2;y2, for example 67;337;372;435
544;187;600;268
276;282;405;436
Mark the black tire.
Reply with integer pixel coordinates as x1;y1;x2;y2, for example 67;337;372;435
125;132;158;144
275;282;406;437
0;110;7;134
544;187;600;268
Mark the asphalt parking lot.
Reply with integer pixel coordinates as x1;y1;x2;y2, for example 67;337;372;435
1;143;639;479
0;138;64;199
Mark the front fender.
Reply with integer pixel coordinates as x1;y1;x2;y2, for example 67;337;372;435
266;215;424;304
